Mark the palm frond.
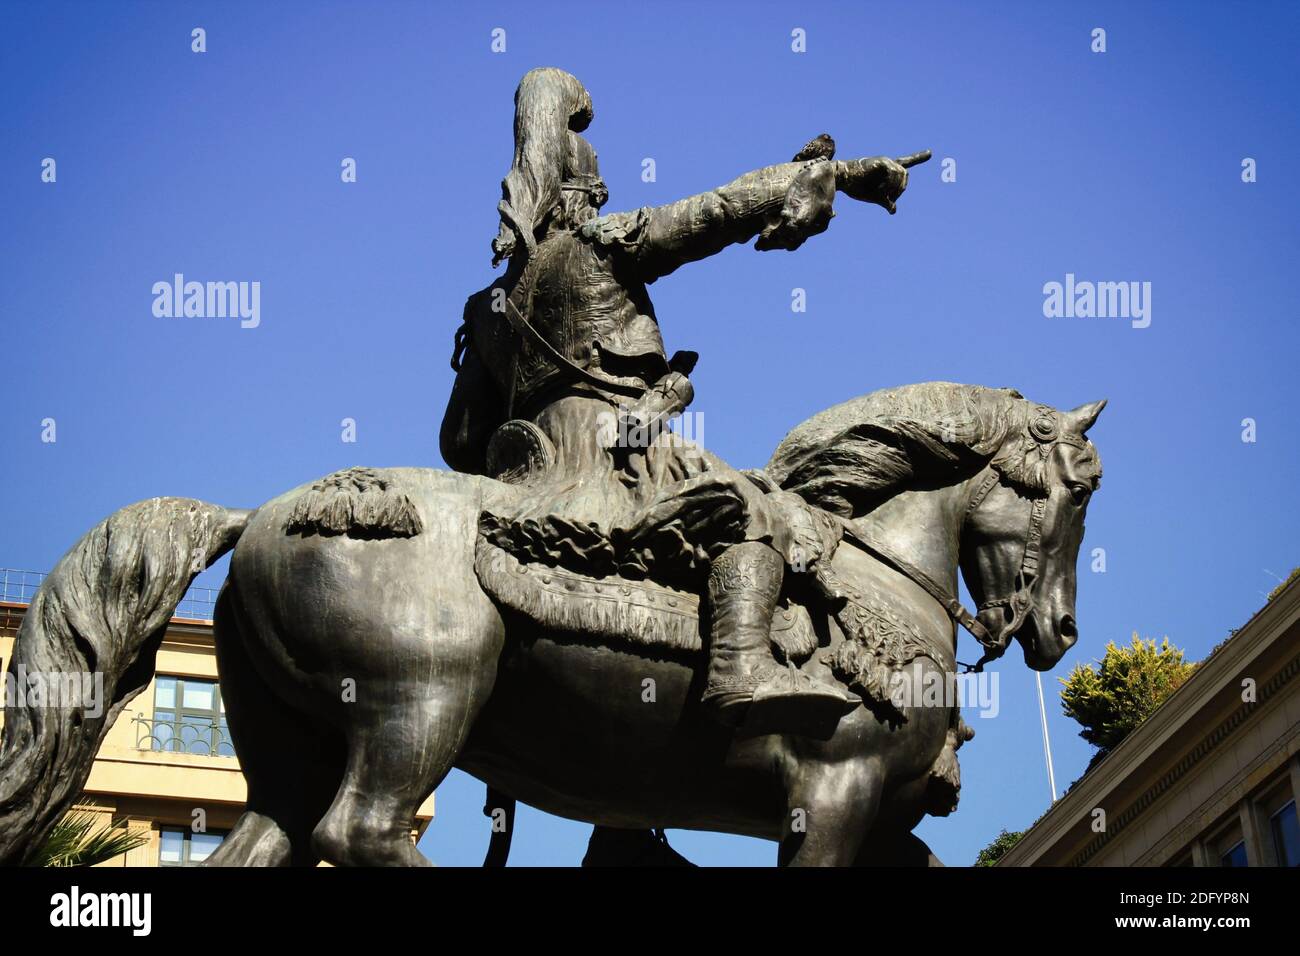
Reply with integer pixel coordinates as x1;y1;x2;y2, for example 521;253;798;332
31;810;150;868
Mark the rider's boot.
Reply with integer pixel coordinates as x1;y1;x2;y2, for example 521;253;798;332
702;541;859;736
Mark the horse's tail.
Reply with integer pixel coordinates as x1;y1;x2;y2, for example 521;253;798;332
0;498;250;865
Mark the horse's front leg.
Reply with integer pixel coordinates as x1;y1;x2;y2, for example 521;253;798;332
778;756;883;866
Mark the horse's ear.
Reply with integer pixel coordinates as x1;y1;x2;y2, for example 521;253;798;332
1064;399;1107;435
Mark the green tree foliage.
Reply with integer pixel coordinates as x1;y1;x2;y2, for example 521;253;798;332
1059;634;1196;756
975;828;1024;866
31;810;149;867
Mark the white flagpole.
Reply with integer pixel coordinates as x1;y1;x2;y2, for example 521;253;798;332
1035;671;1058;802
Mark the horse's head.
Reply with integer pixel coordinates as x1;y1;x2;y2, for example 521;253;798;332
959;399;1106;670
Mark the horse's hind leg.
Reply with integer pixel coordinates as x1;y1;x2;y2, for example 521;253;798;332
311;695;477;867
205;586;346;867
311;626;501;867
778;757;883;866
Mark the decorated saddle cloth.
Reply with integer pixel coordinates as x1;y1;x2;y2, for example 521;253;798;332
472;462;838;662
473;515;957;758
472;474;949;714
474;532;817;661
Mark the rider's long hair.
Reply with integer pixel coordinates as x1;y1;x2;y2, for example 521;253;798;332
492;68;595;265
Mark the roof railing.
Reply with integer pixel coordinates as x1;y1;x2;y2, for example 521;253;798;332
0;568;219;623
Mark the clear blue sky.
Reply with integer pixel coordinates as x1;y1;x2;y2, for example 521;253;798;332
2;1;1297;866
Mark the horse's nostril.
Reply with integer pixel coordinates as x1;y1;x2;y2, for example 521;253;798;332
1060;614;1078;642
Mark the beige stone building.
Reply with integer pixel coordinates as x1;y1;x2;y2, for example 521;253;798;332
1000;575;1300;867
0;570;433;866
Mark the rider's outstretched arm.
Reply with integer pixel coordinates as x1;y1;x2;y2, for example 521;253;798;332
580;155;919;282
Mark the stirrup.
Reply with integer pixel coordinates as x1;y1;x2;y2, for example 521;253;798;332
703;664;859;737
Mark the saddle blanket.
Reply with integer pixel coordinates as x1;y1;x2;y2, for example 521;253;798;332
474;536;816;660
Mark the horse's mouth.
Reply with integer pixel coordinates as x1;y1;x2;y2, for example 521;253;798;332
1019;636;1052;670
976;601;1077;671
1017;614;1077;670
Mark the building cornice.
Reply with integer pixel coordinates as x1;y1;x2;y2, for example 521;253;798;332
1000;576;1300;865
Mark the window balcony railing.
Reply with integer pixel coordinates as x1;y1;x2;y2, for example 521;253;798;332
0;568;220;623
132;714;235;758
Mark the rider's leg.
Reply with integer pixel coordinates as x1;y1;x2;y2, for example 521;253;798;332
702;541;858;735
701;541;784;723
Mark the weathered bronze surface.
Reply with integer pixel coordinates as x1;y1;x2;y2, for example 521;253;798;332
0;69;1104;867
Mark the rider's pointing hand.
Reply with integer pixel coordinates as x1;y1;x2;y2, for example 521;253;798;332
836;151;930;215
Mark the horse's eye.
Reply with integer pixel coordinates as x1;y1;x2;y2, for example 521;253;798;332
1069;483;1089;506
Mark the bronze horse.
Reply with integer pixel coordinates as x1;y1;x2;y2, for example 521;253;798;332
0;383;1103;867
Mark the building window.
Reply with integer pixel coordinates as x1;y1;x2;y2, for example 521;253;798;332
1270;800;1299;867
158;828;226;867
1220;840;1248;867
1209;815;1249;867
137;676;233;757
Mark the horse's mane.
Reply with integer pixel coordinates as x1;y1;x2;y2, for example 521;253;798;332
765;381;1071;517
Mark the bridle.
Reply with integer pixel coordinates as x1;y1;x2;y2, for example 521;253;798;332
846;414;1085;672
958;468;1046;669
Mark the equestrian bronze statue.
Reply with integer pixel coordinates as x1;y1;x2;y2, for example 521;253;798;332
0;68;1105;868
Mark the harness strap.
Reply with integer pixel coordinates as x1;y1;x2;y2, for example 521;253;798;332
1022;495;1047;577
843;527;995;649
502;295;648;400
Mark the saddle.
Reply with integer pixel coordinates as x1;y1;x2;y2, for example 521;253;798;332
473;534;817;662
472;432;947;705
473;520;947;716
